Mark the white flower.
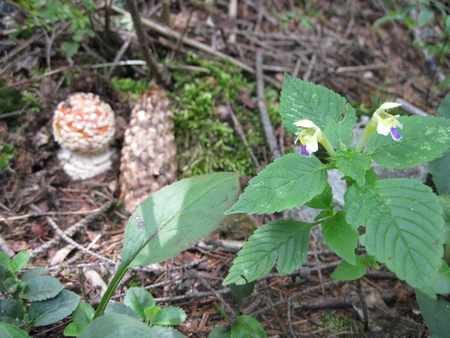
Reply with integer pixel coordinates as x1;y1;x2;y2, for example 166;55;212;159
373;103;403;141
294;120;322;157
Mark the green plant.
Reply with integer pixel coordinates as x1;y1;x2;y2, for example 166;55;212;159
0;250;80;336
64;287;187;337
417;94;450;337
68;172;242;337
209;282;266;337
14;0;97;57
221;75;450;326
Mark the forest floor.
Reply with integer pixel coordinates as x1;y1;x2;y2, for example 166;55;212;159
1;0;449;337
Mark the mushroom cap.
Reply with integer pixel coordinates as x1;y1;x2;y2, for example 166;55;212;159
53;93;116;154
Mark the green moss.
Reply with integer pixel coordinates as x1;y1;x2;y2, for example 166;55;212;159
111;77;150;101
169;53;280;178
0;143;18;171
0;80;25;116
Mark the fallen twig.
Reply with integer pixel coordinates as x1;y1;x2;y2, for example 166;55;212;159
256;51;281;160
30;204;116;265
111;5;255;74
29;199;115;260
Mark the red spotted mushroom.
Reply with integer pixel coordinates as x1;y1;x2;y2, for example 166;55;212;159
53;92;117;180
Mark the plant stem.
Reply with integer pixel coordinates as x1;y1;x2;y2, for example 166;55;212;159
319;136;336;158
93;267;129;319
356;118;376;150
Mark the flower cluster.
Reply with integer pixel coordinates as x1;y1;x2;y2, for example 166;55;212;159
294;102;403;157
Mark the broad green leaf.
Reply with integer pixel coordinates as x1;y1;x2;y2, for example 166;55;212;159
429;95;450;195
61;42;79;58
321;211;359;264
124;287;155;319
28;289;80;327
21;276;62;301
428;148;450;195
22;267;49;282
144;307;160;323
418;7;434;27
0;323;31;338
151;326;185;338
223;220;312;285
10;252;29;273
331;255;366;280
78;314;158;338
229;282;256;309
305;184;333;210
437;94;450;120
336;150;371;188
0;299;25;327
105;303;139;318
208;327;231;338
122;172;241;268
323;103;357;149
0;251;11;268
345;178;444;289
373;11;403;27
314;209;334;221
230;315;267;338
366;116;450;169
64;323;85;337
432;261;450;294
416;291;450;337
154;306;187;326
280;73;348;133
0;266;14;293
364;255;380;269
226;154;327;215
63;302;95;336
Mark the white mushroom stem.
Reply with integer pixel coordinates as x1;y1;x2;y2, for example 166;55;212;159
57;148;117;180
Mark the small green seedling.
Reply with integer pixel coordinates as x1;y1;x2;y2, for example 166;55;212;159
0;251;80;336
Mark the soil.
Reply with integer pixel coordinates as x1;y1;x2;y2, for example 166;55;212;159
1;0;449;337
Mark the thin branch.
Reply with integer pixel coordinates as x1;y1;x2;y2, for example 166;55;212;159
29;199;115;260
111;5;255;74
29;204;116;265
256;51;281;160
124;0;163;83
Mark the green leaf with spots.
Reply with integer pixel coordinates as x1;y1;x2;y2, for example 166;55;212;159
322;211;359;264
223;220;312;285
323;104;357;149
226;154;328;215
366;116;450;169
280;73;349;133
336;150;371;188
429;94;450;195
344;178;444;289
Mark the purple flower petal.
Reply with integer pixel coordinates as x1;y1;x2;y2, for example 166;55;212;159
390;127;402;141
300;144;311;157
